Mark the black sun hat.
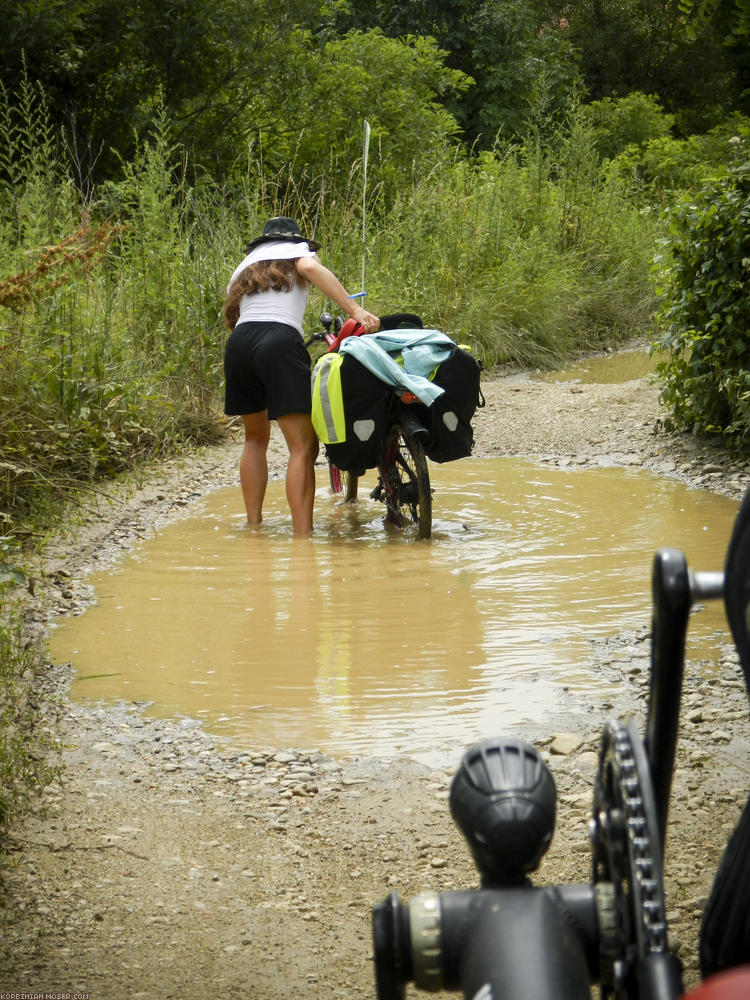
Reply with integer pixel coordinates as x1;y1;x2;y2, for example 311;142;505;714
244;216;321;254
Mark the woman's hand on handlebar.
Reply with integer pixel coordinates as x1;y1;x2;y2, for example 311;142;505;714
355;309;380;333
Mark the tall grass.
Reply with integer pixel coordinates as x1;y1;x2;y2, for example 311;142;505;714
360;119;659;368
0;97;228;528
0;84;661;531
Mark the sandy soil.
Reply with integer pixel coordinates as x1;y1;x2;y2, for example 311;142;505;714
2;359;750;999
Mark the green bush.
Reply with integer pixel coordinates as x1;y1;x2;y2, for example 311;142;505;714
653;162;750;450
353;124;660;368
583;92;675;162
609;113;750;199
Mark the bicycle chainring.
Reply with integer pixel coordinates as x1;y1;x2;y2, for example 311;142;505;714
590;717;669;997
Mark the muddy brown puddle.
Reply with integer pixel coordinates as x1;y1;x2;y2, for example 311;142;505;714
535;347;661;384
48;458;738;767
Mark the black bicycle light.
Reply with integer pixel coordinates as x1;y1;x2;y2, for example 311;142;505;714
449;737;557;885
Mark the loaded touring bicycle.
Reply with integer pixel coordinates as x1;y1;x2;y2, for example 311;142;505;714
308;311;484;539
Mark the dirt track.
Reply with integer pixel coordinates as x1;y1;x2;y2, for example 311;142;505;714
2;359;750;999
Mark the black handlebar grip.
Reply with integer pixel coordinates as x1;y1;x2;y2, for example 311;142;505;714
372;891;411;1000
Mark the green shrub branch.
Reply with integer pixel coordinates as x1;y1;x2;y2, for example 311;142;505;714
653;162;750;452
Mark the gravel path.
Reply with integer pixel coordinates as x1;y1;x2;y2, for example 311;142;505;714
2;360;750;999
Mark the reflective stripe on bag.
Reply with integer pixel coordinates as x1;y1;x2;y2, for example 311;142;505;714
311;353;347;444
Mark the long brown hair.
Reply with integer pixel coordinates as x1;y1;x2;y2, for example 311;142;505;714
223;258;309;330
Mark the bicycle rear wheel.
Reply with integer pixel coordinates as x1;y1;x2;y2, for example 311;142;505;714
328;462;359;502
377;425;432;539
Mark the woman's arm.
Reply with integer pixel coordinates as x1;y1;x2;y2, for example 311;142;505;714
296;256;379;332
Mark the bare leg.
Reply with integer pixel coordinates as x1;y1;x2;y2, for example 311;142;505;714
277;412;319;536
240;411;271;525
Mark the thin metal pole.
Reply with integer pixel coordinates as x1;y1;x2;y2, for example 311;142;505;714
361;120;370;322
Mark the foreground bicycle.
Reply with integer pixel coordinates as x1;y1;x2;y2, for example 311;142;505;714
308;311;482;540
372;485;750;998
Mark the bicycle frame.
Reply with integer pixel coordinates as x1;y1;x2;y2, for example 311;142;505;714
646;551;724;851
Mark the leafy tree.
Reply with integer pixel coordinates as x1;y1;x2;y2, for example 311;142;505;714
654;162;750;450
242;29;470;205
583;92;674;160
565;0;749;133
331;0;582;146
678;0;750;42
0;0;332;185
464;2;582;143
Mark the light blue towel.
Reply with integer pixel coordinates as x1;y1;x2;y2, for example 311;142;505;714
339;329;455;405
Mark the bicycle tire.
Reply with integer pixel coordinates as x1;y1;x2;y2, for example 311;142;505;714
378;424;432;539
328;462;358;502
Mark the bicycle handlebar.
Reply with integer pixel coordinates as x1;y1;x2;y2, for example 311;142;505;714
372;737;605;999
303;331;331;347
372;729;686;1000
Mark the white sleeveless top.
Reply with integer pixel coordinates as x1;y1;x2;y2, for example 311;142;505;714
235;282;310;336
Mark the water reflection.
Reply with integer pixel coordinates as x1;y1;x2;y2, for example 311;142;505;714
48;459;738;764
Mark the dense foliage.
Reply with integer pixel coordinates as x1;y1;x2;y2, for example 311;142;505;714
564;0;749;135
654;161;750;450
1;1;748;184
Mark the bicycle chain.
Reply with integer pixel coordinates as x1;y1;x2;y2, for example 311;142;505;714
592;718;669;993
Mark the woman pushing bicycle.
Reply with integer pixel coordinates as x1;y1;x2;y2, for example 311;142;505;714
222;216;379;536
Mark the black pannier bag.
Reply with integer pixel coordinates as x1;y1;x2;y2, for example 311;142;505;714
423;346;483;463
323;353;390;475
